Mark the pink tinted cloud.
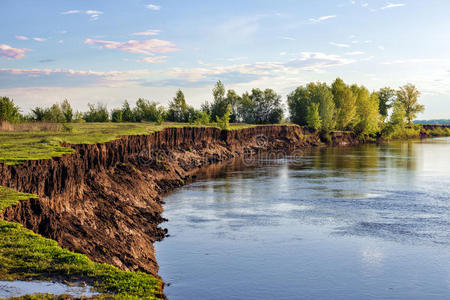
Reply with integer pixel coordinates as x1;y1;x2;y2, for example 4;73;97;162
16;35;29;40
84;38;178;56
0;44;29;60
138;56;167;63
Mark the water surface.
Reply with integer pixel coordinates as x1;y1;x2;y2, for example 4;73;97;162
156;138;450;299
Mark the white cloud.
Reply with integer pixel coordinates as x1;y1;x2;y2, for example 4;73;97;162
346;51;365;55
85;10;103;20
0;44;29;60
85;38;178;56
279;36;296;41
61;10;80;15
309;15;336;24
138;56;167;63
146;4;160;10
15;35;29;41
329;42;350;48
33;37;47;42
132;29;161;36
381;2;405;10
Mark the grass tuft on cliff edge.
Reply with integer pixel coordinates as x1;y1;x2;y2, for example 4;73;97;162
0;186;163;299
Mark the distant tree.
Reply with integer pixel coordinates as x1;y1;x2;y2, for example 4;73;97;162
30;107;46;121
133;98;164;122
61;99;73;122
208;80;229;121
166;89;189;122
378;87;396;118
48;104;65;122
83;103;109;122
121;100;135;122
249;88;284;124
0;96;21;123
331;78;357;130
225;89;241;122
216;105;231;130
111;109;123;123
306;102;322;130
396;84;424;124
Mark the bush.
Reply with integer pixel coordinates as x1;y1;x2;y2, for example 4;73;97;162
216;105;231;130
111;109;123;123
83;103;109;122
0;97;21;123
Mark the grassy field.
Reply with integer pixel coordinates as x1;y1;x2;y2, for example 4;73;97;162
0;122;261;165
0;186;163;299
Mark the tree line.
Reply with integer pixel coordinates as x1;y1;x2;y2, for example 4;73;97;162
0;79;424;135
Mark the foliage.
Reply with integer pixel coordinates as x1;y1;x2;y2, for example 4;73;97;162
216;105;231;130
83;103;109;122
60;99;73;123
194;111;211;125
121;100;135;122
331;78;357;130
396;83;425;124
248;88;284;124
287;86;310;126
378;87;396;118
166;90;190;122
0;97;21;123
306;102;322;130
133;99;165;122
111;109;123;123
352;85;379;135
309;82;335;131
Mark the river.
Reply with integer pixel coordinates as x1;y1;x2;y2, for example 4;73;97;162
155;137;450;299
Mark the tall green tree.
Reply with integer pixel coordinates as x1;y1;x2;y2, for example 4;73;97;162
352;85;379;135
287;86;310;126
121;100;135;122
306;102;322;130
309;82;335;131
61;99;73;122
396;84;424;124
83;103;109;122
133;99;164;122
0;97;21;123
331;78;357;130
249;88;284;124
378;87;396;118
167;89;189;122
216;105;231;130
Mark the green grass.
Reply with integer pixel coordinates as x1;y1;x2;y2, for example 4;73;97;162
0;122;263;165
0;187;163;299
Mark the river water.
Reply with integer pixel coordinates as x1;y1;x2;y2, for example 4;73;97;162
156;137;450;299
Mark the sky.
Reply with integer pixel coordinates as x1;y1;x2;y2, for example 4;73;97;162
1;0;450;119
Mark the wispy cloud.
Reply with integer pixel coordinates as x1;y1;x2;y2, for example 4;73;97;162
0;44;29;60
85;39;178;56
33;37;47;42
329;42;350;48
279;36;296;41
309;15;336;24
346;51;365;55
146;4;160;11
86;10;103;21
132;29;161;36
138;56;167;63
381;2;405;10
15;35;29;41
61;10;80;15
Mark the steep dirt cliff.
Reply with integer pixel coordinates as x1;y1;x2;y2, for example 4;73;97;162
0;125;349;276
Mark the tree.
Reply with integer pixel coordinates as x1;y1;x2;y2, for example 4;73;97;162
306;102;322;130
216;105;231;130
287;86;310;126
194;111;211;125
111;109;123;123
308;82;335;131
133;98;164;122
121;100;135;122
237;92;256;124
167;89;189;122
331;78;357;130
208;80;229;121
396;84;424;124
378;87;396;118
0;97;21;123
61;99;73;122
83;103;109;122
352;85;379;135
249;88;284;124
225;89;241;122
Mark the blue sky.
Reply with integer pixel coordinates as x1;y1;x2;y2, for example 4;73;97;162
1;0;449;119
